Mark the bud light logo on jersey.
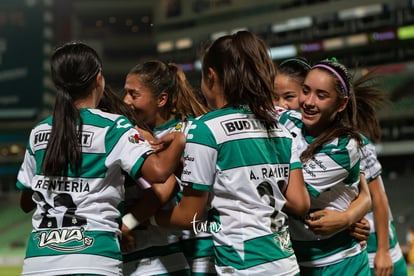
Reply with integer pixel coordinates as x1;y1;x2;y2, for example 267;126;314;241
221;117;281;135
35;227;94;252
34;130;50;146
34;130;93;148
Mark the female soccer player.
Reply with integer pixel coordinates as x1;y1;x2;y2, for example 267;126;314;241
273;57;311;110
121;60;213;275
278;58;379;274
144;31;310;275
16;42;185;276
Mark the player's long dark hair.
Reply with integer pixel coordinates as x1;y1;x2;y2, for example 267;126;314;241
353;69;390;144
42;42;102;176
98;86;152;133
128;60;208;124
200;31;277;128
276;57;311;85
301;59;388;161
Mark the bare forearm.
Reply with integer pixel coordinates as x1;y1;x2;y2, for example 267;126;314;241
128;189;161;223
142;132;185;183
371;177;390;251
153;187;209;230
345;174;371;227
284;169;310;215
155;204;201;229
127;175;178;223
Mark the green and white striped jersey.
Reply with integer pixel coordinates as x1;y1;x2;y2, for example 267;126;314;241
279;109;364;268
16;108;155;276
123;116;190;276
360;138;406;270
181;107;301;275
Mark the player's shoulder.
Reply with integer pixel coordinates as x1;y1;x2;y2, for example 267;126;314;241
281;109;302;121
278;109;303;136
197;108;231;122
83;108;133;128
27;117;52;141
33;116;52;128
86;108;125;121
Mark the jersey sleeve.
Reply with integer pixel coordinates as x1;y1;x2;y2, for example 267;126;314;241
180;120;216;192
105;116;155;180
16;131;37;191
286;125;302;171
16;149;36;191
360;141;382;183
278;109;302;134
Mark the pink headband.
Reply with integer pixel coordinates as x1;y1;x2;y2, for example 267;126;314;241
312;64;349;97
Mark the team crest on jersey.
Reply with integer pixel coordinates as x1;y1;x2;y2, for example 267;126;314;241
274;227;294;253
128;133;146;144
173;122;183;132
35;227;94;252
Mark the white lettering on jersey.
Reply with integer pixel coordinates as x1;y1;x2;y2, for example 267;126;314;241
116;118;132;129
191;213;223;235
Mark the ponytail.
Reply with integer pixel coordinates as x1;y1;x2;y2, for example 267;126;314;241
201;31;277;128
42;42;102;176
166;63;208;119
353;69;390;143
42;88;82;176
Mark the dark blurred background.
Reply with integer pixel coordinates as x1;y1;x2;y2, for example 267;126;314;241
0;0;413;263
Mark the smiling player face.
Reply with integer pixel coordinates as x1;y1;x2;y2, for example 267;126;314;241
123;73;160;129
299;68;348;137
273;74;301;110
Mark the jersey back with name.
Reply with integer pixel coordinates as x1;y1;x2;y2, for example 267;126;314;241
16;108;154;276
181;107;301;275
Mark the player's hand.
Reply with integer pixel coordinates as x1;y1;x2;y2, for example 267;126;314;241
135;126;154;141
349;218;370;242
305;209;348;235
374;249;393;276
150;132;185;152
121;223;136;252
135;126;163;151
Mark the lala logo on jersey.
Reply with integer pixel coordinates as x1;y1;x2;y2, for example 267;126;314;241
35;227;94;252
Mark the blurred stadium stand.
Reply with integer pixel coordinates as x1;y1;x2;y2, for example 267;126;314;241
0;193;30;266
